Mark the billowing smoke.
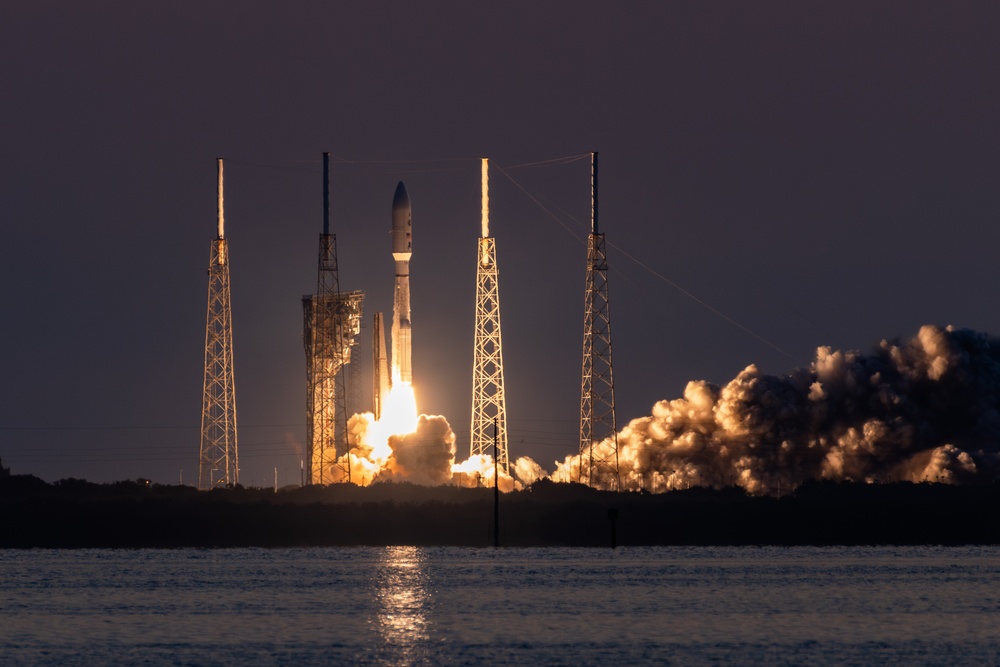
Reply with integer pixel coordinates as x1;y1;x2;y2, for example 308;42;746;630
513;456;547;486
386;416;456;486
338;411;521;490
452;455;517;492
553;325;1000;494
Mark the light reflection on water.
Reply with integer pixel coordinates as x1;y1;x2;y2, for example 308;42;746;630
374;546;431;663
0;546;999;665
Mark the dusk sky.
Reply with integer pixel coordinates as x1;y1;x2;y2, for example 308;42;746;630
3;2;1000;486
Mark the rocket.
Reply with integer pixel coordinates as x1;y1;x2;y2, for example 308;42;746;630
391;181;413;384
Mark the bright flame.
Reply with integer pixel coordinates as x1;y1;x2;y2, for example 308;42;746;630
330;376;538;490
381;382;418;436
351;382;419;466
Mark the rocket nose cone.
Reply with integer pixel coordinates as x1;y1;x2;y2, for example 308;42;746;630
392;181;410;211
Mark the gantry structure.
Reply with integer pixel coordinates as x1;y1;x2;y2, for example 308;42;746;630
579;152;619;489
199;158;239;490
470;158;510;473
303;153;364;484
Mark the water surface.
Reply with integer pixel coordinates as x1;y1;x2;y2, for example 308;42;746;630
2;546;998;665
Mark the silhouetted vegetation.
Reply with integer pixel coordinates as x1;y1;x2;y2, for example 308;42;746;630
1;474;999;547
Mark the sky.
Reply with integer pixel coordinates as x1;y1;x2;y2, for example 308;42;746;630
3;1;1000;486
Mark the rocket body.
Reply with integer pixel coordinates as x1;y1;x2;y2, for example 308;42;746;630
391;182;412;384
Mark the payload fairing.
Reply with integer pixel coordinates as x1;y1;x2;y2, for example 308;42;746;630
391;182;413;384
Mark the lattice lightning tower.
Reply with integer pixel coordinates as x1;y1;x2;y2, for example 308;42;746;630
579;151;619;490
470;158;510;472
199;158;239;489
303;153;363;484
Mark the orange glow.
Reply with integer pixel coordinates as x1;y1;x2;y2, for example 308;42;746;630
362;382;419;465
383;381;418;434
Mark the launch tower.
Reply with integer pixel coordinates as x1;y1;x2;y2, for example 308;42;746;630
579;152;619;489
470;158;510;473
198;158;239;490
303;153;364;484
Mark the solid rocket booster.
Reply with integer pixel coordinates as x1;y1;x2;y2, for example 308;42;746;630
372;312;390;420
391;181;413;384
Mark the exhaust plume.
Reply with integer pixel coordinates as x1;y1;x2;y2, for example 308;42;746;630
334;411;521;490
554;325;1000;494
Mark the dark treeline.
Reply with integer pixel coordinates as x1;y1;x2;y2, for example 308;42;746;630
2;473;999;547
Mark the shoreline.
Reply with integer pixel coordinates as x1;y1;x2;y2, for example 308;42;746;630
3;475;999;548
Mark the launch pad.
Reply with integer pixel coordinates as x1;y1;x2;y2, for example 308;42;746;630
198;152;619;492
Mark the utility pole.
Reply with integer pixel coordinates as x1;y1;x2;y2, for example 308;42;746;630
494;417;500;548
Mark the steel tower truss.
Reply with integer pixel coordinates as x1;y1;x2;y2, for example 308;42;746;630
303;232;363;485
303;154;365;485
199;232;239;488
470;236;510;472
579;152;619;489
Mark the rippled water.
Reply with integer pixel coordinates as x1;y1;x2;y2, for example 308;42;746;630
2;546;999;665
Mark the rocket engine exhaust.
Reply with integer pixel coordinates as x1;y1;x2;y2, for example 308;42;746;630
553;325;1000;495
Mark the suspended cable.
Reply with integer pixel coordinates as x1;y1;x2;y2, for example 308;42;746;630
493;160;796;361
606;239;795;361
491;163;587;245
503;154;591;169
0;423;301;432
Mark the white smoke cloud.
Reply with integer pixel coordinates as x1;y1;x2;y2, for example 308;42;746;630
336;411;523;490
333;325;999;495
385;415;456;486
451;454;517;491
555;325;1000;495
513;456;547;486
